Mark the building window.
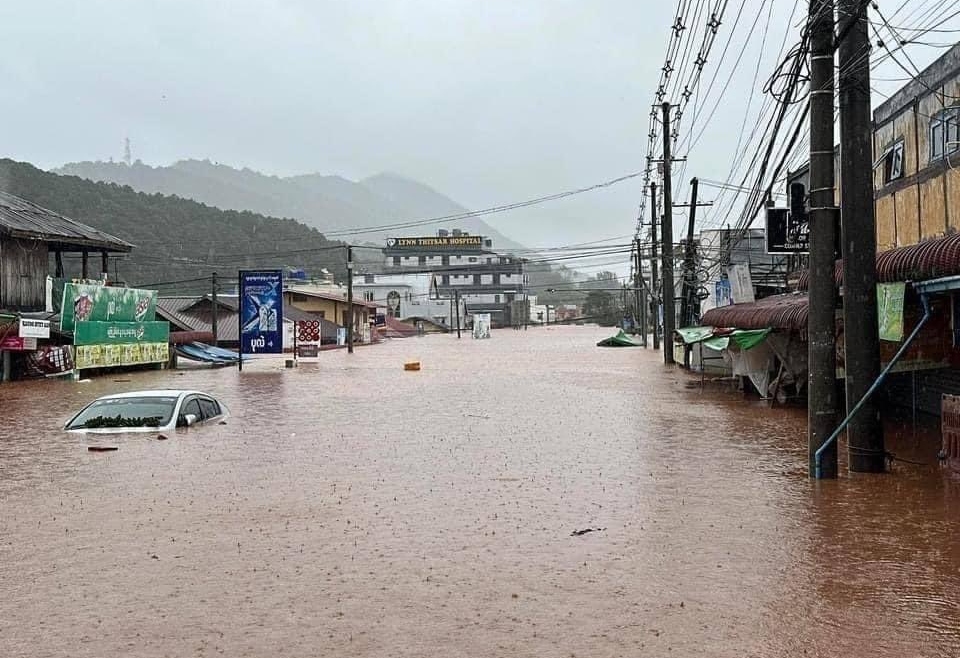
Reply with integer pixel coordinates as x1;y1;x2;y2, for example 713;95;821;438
494;295;500;304
882;140;904;183
392;256;400;266
441;255;449;266
931;115;945;160
486;257;492;264
468;257;478;263
418;255;426;266
930;108;960;161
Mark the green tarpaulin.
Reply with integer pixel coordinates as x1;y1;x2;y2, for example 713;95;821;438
676;326;716;344
702;328;771;352
597;330;642;347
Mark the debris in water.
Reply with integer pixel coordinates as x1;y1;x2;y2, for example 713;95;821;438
571;527;605;536
87;446;118;452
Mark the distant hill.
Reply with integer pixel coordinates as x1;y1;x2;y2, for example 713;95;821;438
0;159;347;289
55;159;525;251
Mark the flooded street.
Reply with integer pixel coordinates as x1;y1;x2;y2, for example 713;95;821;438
1;325;959;657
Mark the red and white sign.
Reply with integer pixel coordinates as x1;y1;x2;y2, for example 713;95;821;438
296;320;321;343
0;336;37;351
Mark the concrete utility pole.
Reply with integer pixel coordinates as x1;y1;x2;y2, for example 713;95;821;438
455;290;461;338
808;0;840;478
346;245;354;354
635;238;646;345
211;272;219;347
839;0;884;472
650;182;660;351
661;102;676;365
680;177;705;330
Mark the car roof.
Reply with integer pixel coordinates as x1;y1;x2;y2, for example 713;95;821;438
93;389;211;400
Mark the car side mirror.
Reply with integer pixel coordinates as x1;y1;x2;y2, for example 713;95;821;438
184;413;198;427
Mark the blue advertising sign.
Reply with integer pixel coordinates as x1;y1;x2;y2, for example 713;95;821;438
715;279;732;307
239;270;283;356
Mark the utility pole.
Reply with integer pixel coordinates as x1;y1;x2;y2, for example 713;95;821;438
839;0;884;472
660;102;676;364
808;0;839;478
650;182;660;351
346;245;354;354
634;238;643;342
211;272;219;347
455;289;461;338
681;177;699;368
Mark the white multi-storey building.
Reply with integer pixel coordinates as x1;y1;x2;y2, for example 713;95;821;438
381;229;527;327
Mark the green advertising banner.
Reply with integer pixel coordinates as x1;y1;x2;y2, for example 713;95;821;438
73;321;170;346
877;282;906;342
60;283;157;332
74;342;169;370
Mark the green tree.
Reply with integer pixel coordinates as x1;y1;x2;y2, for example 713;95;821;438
582;289;620;326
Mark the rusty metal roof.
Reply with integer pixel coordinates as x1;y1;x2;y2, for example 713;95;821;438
797;232;960;289
0;191;133;252
700;292;809;336
157;296;340;343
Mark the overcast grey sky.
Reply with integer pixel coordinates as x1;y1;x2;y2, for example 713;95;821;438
1;1;957;266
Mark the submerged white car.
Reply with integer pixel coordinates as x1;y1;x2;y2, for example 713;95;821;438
64;389;227;433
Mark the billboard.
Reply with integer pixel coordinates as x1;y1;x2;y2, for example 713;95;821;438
386;235;483;250
765;207;809;254
73;321;170;346
60;283;157;331
239;270;283;355
75;342;169;370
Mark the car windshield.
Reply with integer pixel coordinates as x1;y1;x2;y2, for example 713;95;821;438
66;396;178;429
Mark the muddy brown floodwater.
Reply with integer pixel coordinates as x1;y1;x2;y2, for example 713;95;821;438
1;325;959;657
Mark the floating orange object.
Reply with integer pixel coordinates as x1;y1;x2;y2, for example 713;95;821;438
404;361;421;371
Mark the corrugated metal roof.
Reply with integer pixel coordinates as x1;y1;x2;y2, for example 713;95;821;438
796;232;960;290
157;296;340;343
0;191;133;252
287;287;379;308
157;297;240;343
700;292;809;336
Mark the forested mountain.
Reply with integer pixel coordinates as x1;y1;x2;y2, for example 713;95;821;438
55;159;525;251
0;159;347;289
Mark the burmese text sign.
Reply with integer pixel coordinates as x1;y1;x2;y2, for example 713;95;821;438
239;271;283;354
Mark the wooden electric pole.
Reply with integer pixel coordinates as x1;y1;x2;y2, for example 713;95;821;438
661;102;676;364
346;245;354;354
211;271;219;347
650;182;660;351
808;0;839;478
839;0;884;472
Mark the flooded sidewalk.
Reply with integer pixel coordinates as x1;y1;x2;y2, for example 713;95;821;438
1;325;958;657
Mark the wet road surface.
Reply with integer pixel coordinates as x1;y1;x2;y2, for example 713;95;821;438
1;325;958;657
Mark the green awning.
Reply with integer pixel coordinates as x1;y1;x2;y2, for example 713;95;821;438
701;328;772;351
730;328;772;350
675;326;716;344
703;335;730;351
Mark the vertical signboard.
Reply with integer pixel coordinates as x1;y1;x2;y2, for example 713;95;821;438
472;313;491;339
239;270;283;368
877;282;906;342
728;265;755;304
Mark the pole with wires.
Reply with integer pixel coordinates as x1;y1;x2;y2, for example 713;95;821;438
661;102;676;365
346;245;354;354
807;0;839;478
838;0;884;473
650;182;660;351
